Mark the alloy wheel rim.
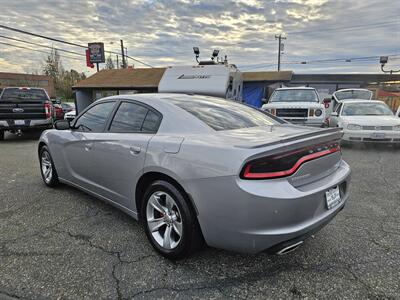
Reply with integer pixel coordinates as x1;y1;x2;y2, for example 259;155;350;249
41;151;53;183
146;191;183;250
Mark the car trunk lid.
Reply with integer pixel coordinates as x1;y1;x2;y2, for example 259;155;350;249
222;125;343;187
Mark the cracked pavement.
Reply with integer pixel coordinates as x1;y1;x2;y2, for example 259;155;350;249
0;132;399;299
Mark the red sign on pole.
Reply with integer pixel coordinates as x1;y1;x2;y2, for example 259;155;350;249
86;49;94;68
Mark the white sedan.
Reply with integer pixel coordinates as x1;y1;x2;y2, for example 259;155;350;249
329;100;400;143
64;110;76;122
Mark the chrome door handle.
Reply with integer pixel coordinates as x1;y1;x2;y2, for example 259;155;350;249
85;143;93;151
130;146;141;155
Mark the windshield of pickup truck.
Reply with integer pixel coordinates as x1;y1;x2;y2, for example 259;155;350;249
269;89;319;103
334;90;372;101
0;88;49;101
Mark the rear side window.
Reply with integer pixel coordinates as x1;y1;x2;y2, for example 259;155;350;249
109;101;161;133
170;97;276;131
142;110;161;133
75;101;115;132
0;88;48;101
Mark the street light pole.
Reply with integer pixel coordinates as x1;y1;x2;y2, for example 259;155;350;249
120;39;126;68
275;34;286;71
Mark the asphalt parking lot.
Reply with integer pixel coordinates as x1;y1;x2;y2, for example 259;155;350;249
0;132;399;300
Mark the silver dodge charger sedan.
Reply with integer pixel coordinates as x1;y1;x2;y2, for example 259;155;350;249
38;94;351;259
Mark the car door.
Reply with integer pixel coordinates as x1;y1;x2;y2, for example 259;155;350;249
62;100;116;191
329;103;342;127
91;100;162;210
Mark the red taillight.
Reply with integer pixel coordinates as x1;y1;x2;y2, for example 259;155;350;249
241;142;341;180
44;103;51;118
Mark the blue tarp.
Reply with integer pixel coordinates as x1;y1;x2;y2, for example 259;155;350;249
243;83;264;108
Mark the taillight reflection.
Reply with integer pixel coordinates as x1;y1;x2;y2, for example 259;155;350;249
44;103;51;119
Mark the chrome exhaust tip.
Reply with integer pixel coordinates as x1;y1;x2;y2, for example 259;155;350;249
276;241;304;255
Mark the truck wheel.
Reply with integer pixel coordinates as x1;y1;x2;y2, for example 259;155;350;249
0;131;4;141
39;146;59;187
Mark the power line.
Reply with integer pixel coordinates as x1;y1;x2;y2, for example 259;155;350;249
0;41;82;61
241;54;400;70
293;54;400;65
0;24;87;48
0;34;85;56
0;24;153;67
285;20;399;35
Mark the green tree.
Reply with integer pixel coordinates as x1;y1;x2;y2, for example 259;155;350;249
43;48;63;83
42;49;86;99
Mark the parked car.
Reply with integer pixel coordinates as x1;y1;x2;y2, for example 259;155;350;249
0;87;53;140
53;103;64;120
326;88;373;118
38;94;350;259
64;110;76;122
262;87;326;127
329;100;400;143
61;102;75;114
332;88;373;103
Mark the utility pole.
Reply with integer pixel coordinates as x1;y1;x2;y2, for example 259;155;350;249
275;34;286;71
120;39;126;68
116;55;119;69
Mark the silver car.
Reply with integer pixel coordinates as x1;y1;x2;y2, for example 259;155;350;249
38;94;351;259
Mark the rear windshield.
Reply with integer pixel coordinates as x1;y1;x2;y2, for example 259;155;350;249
170;97;277;131
270;89;318;102
334;90;372;101
0;88;49;101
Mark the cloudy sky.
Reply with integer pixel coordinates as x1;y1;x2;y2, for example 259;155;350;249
0;0;399;76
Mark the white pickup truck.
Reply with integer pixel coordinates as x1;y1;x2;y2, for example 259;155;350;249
262;87;326;127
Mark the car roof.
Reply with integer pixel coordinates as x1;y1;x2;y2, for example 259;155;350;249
275;87;316;91
333;88;372;93
341;100;385;104
100;93;230;107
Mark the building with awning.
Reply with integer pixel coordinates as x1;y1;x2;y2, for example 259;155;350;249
72;68;293;111
73;68;400;112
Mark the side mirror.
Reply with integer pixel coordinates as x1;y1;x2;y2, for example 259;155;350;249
323;98;331;104
331;112;338;117
262;98;268;104
54;119;70;130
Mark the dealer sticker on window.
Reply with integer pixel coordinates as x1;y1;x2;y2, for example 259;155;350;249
325;186;341;210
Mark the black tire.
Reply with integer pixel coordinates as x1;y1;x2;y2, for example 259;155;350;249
39;146;59;187
0;130;4;141
141;180;202;260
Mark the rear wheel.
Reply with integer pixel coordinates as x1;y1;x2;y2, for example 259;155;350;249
141;180;201;259
39;146;59;187
0;130;4;141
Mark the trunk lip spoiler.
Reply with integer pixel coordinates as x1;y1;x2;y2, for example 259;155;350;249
234;127;343;149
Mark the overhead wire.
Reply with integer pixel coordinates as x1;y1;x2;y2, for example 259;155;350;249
0;34;85;56
0;24;153;67
0;41;83;61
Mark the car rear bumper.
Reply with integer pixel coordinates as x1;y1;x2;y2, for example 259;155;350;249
187;160;351;254
343;130;400;143
0;118;53;130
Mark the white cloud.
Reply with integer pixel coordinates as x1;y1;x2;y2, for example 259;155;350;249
0;0;398;74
